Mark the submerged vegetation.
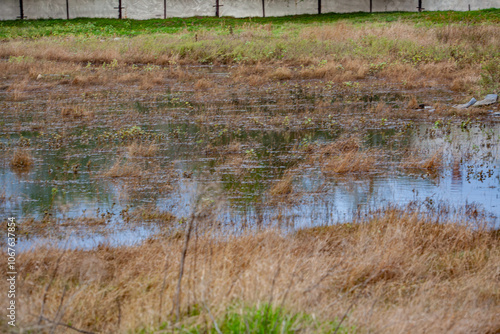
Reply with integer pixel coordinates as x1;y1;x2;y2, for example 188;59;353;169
1;8;499;334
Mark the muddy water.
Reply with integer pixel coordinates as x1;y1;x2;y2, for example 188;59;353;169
1;85;499;249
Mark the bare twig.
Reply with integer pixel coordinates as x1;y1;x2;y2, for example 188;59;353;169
302;264;340;294
38;245;67;325
272;258;301;333
158;243;171;324
263;253;283;329
203;302;222;334
49;285;67;334
116;298;122;331
173;213;195;322
39;316;95;334
334;268;382;334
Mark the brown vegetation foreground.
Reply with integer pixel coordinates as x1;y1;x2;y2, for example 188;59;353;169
5;210;499;333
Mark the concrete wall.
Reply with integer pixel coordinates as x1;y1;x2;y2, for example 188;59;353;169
0;0;498;21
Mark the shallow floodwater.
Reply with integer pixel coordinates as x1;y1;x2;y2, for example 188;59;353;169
2;120;499;250
1;79;499;249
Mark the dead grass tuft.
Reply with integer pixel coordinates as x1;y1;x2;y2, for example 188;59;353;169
407;95;419;109
61;106;94;119
101;160;143;178
401;150;443;171
269;174;294;196
268;67;293;80
308;136;379;174
127;142;159;157
324;149;377;174
194;78;213;90
317;135;361;155
10;149;34;171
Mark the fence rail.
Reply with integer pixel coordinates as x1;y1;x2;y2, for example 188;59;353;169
0;0;495;21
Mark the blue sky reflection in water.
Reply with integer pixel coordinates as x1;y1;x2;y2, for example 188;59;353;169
2;122;499;250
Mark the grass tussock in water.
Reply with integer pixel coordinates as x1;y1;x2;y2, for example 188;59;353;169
10;209;499;333
127;142;159;157
307;136;379;174
9;148;34;171
269;174;294;196
101;160;144;178
401;150;443;172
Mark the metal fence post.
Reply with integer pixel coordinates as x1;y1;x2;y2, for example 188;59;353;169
417;0;424;12
262;0;265;18
318;0;321;15
66;0;70;19
114;0;123;19
18;0;25;19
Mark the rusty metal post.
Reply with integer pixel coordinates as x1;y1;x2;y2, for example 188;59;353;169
18;0;24;19
262;0;265;18
66;0;70;19
370;0;372;13
164;0;167;19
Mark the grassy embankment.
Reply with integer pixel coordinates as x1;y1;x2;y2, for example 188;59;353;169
5;209;500;333
0;9;499;94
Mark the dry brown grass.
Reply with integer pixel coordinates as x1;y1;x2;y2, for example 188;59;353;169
402;150;443;171
406;95;419;109
269;174;294;196
1;20;497;94
9;210;499;333
127;142;158;157
101;160;143;178
194;78;213;90
60;106;94;120
324;149;377;174
268;67;293;80
10;149;34;171
307;136;379;174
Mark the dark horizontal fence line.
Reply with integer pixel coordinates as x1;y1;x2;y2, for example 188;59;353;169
4;0;489;21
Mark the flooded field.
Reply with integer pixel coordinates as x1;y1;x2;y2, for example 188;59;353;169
1;65;499;249
2;11;500;334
